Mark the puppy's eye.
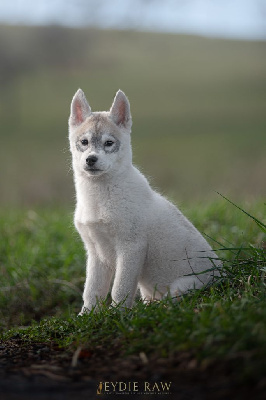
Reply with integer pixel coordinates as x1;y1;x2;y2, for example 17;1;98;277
81;139;88;146
104;140;114;147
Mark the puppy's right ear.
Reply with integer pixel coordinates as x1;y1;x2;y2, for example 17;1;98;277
69;89;91;127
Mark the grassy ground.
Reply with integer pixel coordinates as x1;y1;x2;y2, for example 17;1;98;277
0;198;264;329
1;199;265;392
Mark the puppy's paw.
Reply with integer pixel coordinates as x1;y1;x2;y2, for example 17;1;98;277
78;306;90;316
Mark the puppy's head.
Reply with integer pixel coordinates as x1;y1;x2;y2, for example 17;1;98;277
69;89;132;178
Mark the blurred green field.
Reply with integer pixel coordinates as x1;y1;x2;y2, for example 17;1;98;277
0;25;265;205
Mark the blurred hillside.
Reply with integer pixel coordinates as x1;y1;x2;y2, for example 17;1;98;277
0;25;265;206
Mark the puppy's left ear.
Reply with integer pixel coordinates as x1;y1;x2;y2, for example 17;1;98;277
69;89;91;127
110;90;132;129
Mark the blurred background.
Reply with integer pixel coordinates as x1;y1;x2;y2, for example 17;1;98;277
0;0;265;207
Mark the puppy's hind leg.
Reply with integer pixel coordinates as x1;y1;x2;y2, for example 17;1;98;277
167;275;207;298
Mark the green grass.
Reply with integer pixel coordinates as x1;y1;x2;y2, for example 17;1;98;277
5;288;266;381
1;199;265;383
0;198;264;329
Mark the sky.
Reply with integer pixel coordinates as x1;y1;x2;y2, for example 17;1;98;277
0;0;265;40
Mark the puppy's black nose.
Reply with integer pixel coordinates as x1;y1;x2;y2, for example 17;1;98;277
86;155;98;166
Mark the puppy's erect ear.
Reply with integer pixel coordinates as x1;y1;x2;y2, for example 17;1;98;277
69;89;91;127
110;90;132;129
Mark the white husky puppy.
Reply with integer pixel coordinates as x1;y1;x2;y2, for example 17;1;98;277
69;89;219;314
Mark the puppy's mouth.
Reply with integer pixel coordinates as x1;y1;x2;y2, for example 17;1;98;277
84;166;103;174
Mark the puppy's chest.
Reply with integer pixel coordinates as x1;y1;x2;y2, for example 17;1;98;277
76;218;116;262
75;184;140;259
77;218;112;242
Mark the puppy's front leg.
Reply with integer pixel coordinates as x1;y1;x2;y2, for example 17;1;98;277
80;256;113;315
111;243;146;308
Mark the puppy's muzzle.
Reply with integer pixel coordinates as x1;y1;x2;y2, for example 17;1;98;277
86;155;98;167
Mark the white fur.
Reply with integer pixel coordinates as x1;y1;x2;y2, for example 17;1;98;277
69;89;219;314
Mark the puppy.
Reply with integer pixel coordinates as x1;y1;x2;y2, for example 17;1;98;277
68;89;219;314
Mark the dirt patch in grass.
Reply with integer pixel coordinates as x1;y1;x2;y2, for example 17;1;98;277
0;339;265;400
